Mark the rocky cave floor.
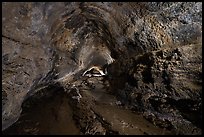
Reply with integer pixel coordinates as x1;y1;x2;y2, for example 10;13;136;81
2;76;176;135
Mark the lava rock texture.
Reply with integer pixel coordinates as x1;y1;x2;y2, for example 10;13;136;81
2;2;202;135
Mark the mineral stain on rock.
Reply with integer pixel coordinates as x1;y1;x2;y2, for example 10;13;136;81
2;2;202;135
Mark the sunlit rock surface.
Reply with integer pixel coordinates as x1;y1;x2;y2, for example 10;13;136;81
2;2;202;135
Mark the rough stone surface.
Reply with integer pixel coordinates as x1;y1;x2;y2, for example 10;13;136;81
2;2;202;135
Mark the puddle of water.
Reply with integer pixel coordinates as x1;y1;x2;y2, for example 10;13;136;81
82;76;173;135
2;91;81;135
89;87;117;105
84;77;117;105
93;104;173;135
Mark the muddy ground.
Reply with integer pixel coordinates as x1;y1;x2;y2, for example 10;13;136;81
2;2;202;135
